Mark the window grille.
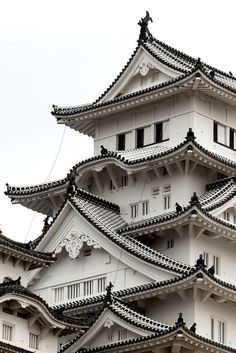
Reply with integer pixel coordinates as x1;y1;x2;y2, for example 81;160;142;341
29;333;39;350
131;204;139;218
68;283;80;300
142;201;149;215
164;195;171;210
2;324;13;341
167;239;174;249
54;287;64;303
213;255;220;275
152;187;160;196
211;318;226;344
120;175;128;187
97;278;106;293
84;280;93;296
163;185;171;193
118;329;127;341
203;252;209;267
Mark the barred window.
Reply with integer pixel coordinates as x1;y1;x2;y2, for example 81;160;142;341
29;333;39;350
84;280;93;296
2;323;13;341
97;278;106;293
68;283;80;300
54;287;64;303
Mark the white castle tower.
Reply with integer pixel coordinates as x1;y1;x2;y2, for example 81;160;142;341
4;12;236;353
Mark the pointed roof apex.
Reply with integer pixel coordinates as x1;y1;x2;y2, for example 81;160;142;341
138;11;153;44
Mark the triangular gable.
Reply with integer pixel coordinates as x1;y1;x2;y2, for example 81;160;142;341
64;306;155;352
99;46;180;103
29;202;176;293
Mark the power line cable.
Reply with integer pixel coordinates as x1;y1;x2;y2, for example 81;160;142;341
23;127;66;242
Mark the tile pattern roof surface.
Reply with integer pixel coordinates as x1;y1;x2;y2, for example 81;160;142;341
0;340;32;353
0;283;85;328
52;33;236;117
109;298;171;332
6;138;236;199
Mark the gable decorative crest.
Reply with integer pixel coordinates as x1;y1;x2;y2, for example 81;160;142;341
54;231;100;259
104;318;114;329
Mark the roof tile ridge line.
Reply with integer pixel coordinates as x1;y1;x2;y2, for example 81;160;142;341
147;38;194;69
5;177;68;195
69;197;189;274
60;304;107;353
192;139;236;167
74;327;180;353
142;41;190;74
1;284;82;326
205;176;235;191
118;204;193;234
53;69;194;117
197;204;236;231
151;36;236;80
76;188;121;213
108;302;166;333
93;44;141;104
73;325;236;353
31;197;69;249
150;36;197;64
202;186;236;212
201;267;236;292
111;298;171;329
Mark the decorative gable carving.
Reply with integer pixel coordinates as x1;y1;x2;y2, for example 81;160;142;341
54;231;100;259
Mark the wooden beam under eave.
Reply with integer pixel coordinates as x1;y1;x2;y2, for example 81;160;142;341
28;313;41;329
106;166;119;191
189;161;198;174
153;167;162;180
92;171;103;194
175;225;185;238
127;172;136;187
193;226;205;239
176;161;184;174
201;291;212;303
185;159;190;175
177;289;187;302
165;165;173;177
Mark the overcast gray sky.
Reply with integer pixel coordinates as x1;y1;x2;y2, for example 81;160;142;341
1;0;236;242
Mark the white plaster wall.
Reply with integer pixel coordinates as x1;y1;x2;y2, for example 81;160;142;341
30;248;151;306
0;262;27;287
98;168;207;224
0;306;57;353
145;292;194;327
194;298;236;347
190;235;236;284
93;93;236;162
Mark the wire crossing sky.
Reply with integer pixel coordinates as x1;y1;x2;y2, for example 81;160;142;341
1;0;236;241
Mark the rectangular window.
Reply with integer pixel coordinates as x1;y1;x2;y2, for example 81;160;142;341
136;128;144;148
223;211;230;222
131;204;139;218
54;287;64;303
118;134;125;150
211;318;226;344
84;280;93;296
2;324;13;341
167;239;174;249
213;122;218;142
230;128;234;149
142;201;149;215
203;252;209;267
213;255;220;275
164;195;171;210
67;283;80;300
29;333;39;350
218;320;225;344
120;175;128;187
163;185;171;193
97;278;106;293
118;329;127;341
155;121;169;143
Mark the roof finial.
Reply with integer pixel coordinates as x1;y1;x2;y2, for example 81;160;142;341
185;128;196;141
190;192;199;206
196;254;205;268
67;175;76;196
175;312;185;326
138;11;153;43
189;323;197;334
195;57;202;69
104;282;113;305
